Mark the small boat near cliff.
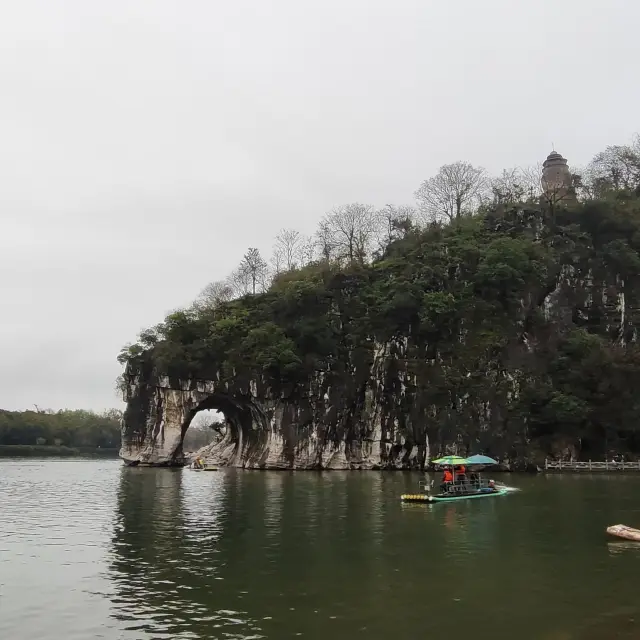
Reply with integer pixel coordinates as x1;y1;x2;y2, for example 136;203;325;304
606;524;640;542
401;453;510;504
188;457;218;471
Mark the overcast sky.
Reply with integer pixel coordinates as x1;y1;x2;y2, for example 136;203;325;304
0;0;638;412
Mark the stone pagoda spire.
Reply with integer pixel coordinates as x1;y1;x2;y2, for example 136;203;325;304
541;149;573;202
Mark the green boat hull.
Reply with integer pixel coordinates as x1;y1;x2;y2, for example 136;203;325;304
401;489;508;503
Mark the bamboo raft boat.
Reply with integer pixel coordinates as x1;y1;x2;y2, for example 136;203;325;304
401;488;508;503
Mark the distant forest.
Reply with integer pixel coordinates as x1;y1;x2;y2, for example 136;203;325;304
0;408;122;449
0;407;219;454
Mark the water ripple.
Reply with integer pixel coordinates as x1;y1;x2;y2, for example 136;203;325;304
2;462;640;639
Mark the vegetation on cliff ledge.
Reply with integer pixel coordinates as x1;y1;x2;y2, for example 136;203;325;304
119;137;640;461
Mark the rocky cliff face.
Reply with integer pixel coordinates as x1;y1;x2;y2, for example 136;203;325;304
120;199;640;468
120;340;431;469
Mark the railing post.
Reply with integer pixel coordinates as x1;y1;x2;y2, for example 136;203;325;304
545;458;548;470
622;459;625;471
606;459;609;470
559;459;562;470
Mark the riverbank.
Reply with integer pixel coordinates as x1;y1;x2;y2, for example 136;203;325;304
0;445;120;458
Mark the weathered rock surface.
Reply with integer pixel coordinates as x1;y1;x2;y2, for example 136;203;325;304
119;341;431;469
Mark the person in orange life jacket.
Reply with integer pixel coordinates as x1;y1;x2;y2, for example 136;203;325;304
441;467;454;491
455;464;466;481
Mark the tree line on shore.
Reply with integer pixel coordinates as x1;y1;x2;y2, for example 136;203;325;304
0;408;123;449
0;406;224;454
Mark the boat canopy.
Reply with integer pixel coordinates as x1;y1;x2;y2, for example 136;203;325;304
431;454;498;466
431;455;467;466
464;454;498;466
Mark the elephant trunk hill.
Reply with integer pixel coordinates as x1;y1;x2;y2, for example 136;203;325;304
119;195;640;469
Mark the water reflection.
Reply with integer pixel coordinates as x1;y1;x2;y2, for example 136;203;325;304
106;469;401;639
607;541;640;555
103;468;640;640
108;467;265;639
5;460;640;640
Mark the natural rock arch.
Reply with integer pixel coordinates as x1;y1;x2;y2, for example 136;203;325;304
119;370;274;467
183;390;278;468
118;354;431;469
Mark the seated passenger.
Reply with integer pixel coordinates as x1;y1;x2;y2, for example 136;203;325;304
441;468;454;491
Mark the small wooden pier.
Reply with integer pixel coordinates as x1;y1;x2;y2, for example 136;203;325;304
544;459;640;472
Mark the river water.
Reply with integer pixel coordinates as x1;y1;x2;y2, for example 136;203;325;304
1;460;640;640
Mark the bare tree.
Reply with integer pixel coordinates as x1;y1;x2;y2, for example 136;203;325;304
489;168;525;205
415;161;488;223
239;247;268;294
317;203;379;265
256;262;272;293
273;228;301;271
228;265;252;297
376;204;416;252
571;164;600;201
270;246;286;276
520;163;543;200
316;220;335;261
194;279;234;310
296;235;317;266
489;165;542;205
586;137;640;195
